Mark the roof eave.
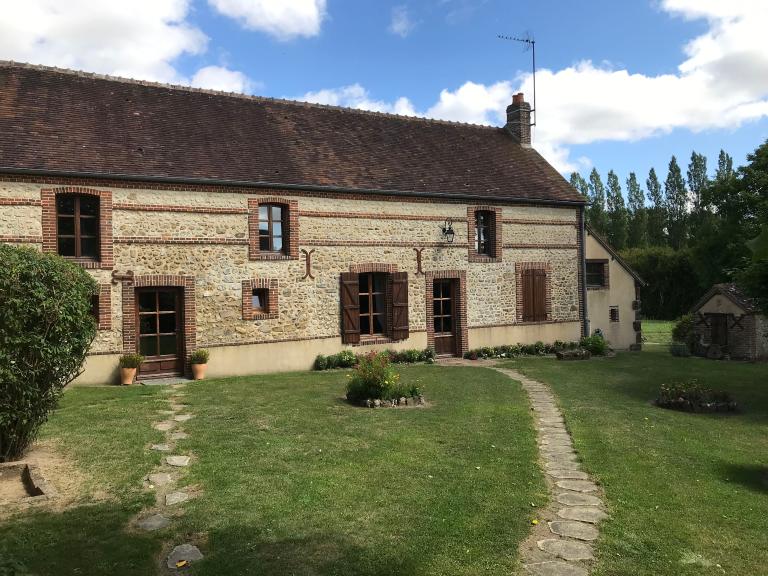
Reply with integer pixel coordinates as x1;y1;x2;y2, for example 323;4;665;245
0;167;588;207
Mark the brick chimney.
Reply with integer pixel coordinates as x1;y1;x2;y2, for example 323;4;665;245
505;92;531;147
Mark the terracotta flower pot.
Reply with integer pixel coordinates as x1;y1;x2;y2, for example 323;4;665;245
120;367;137;386
192;363;207;381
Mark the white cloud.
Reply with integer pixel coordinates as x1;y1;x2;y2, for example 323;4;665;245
208;0;327;40
301;84;417;116
191;65;257;93
389;6;415;38
0;0;207;83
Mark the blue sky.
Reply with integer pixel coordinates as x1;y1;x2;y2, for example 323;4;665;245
2;0;767;197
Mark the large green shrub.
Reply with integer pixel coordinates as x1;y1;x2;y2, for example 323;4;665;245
579;334;608;356
345;352;401;404
0;245;97;462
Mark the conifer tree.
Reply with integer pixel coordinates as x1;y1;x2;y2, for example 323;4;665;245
686;151;708;213
646;168;667;245
569;172;589;197
665;156;689;249
626;172;647;247
587;168;608;235
715;149;734;182
605;170;628;249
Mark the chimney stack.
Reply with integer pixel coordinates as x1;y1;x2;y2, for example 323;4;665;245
505;92;531;147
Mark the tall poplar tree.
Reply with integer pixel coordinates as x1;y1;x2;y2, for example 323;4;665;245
665;156;689;249
587;168;608;235
569;172;589;197
646;168;667;246
715;149;734;182
626;172;647;247
687;151;708;212
605;170;628;249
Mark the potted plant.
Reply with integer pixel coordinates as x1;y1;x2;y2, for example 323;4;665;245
118;353;144;385
190;349;210;380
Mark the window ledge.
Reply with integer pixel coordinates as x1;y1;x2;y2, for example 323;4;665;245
253;253;297;261
249;312;278;320
468;255;501;263
355;336;394;346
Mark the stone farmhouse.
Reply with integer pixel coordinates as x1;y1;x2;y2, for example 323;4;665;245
0;62;631;384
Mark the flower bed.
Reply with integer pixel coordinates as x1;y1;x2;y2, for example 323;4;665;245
655;380;737;413
314;348;435;371
344;352;425;407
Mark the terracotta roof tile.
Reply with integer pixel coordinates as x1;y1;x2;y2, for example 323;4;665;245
0;62;584;204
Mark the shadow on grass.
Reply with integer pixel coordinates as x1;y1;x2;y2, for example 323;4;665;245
717;462;768;495
196;528;424;576
0;501;158;576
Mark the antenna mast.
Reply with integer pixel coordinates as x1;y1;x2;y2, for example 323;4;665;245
497;33;536;127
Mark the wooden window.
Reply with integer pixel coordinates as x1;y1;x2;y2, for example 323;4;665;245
56;194;100;259
609;306;620;322
258;204;285;253
521;268;547;322
474;210;494;256
359;273;387;336
586;260;607;288
252;288;269;313
339;271;409;344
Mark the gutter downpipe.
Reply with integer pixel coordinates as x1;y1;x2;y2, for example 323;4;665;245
579;205;590;338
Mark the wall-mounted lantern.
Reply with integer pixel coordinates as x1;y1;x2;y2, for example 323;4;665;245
440;219;455;243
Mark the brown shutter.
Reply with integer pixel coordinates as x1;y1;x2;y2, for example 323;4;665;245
391;272;409;341
340;273;360;344
534;269;547;321
522;270;533;321
488;212;497;258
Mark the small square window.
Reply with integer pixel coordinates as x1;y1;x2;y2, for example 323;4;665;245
252;288;269;313
609;306;620;322
586;261;607;288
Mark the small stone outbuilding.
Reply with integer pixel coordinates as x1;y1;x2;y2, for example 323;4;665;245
690;283;768;360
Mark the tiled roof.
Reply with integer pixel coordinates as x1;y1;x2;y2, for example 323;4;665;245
0;62;584;204
692;283;759;314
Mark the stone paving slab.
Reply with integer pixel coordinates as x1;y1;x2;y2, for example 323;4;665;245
166;491;190;506
153;421;176;432
174;414;194;422
547;470;589;480
166;456;191;467
147;473;174;487
537;539;594;561
167;544;204;569
525;561;588;576
556;492;603;507
545;460;582;471
556;480;599;493
557;506;607;524
137;514;171;531
151;443;171;452
170;431;189;440
549;521;599;541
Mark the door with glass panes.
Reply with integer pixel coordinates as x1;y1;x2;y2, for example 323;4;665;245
432;279;457;356
136;288;184;377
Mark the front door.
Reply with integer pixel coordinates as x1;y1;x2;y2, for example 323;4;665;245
433;279;457;356
136;288;184;377
710;313;729;347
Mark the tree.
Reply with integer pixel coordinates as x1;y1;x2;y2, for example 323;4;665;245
665;156;689;249
605;170;628;249
0;246;97;462
646;168;667;246
686;151;708;213
569;172;589;198
626;172;647;247
715;149;734;183
587;168;608;235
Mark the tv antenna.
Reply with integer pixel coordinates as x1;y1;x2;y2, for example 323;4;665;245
497;32;536;127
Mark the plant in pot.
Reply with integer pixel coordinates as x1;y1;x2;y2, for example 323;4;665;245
190;349;210;380
118;353;144;385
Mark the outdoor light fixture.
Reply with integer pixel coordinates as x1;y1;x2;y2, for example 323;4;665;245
440;219;455;243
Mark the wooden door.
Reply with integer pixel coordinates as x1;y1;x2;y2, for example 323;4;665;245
433;279;457;356
136;288;184;377
710;314;729;347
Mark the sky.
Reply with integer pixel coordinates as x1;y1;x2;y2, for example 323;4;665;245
2;0;767;196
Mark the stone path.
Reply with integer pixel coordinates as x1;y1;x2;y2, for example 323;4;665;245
131;379;205;571
439;359;606;576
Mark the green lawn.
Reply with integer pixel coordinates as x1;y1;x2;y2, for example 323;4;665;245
0;366;544;576
499;349;768;576
643;319;674;345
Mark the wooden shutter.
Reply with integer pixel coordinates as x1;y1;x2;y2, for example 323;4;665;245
391;272;409;341
533;269;547;321
340;273;360;344
488;212;497;258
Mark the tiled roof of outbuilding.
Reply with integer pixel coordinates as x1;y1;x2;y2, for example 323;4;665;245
691;283;759;314
0;62;584;204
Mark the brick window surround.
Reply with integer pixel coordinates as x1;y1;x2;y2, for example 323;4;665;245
121;275;197;369
467;206;502;263
94;284;112;330
242;278;279;320
41;186;114;269
515;262;553;323
425;270;468;356
341;263;404;346
586;259;610;290
248;197;299;260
